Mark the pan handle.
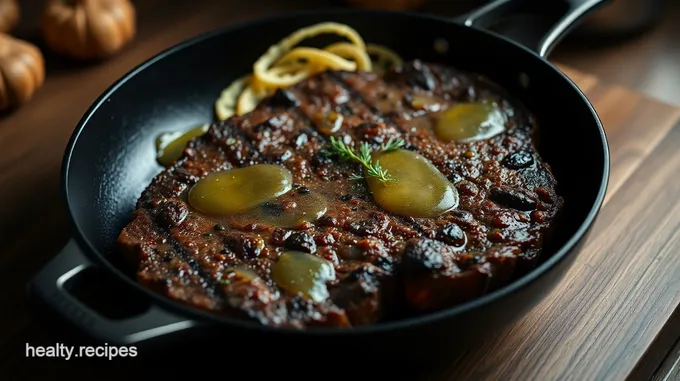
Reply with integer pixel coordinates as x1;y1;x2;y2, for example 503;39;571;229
457;0;610;57
28;239;197;346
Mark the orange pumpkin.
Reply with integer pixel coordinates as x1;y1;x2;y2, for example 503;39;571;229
345;0;427;10
0;34;46;111
42;0;136;60
0;0;19;33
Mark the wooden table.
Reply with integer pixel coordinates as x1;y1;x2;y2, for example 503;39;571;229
427;67;680;381
3;1;680;379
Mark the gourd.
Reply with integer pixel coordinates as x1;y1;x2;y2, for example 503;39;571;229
0;0;19;33
42;0;136;60
0;34;46;111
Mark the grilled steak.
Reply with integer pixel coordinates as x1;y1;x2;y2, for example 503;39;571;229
117;60;563;328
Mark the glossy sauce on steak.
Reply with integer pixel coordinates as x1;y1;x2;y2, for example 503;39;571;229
117;60;564;328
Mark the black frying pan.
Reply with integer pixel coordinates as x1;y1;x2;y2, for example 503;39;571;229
29;0;610;370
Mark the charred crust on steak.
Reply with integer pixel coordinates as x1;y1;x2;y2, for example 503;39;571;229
284;231;317;254
155;200;189;228
266;88;300;109
489;187;537;211
117;60;564;328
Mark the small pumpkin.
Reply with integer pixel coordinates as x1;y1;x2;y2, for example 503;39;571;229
0;34;46;111
42;0;136;60
0;0;19;33
345;0;427;10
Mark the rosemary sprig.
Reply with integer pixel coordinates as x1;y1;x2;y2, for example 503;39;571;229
381;136;406;152
328;136;405;183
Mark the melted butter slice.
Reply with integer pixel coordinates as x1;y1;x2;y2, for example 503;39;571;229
156;124;210;167
239;192;328;228
271;251;336;302
434;101;506;142
188;164;293;215
367;149;458;218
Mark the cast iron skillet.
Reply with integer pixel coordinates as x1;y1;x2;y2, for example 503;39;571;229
29;0;610;369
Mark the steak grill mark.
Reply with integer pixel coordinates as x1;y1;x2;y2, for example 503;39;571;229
117;60;564;328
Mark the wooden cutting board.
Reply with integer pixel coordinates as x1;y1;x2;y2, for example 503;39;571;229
421;65;680;381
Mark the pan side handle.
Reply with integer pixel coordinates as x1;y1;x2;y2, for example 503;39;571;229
456;0;610;57
28;239;197;346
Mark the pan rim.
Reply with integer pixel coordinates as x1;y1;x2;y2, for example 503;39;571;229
61;7;610;337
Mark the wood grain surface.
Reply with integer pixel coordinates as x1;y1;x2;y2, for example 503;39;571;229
414;69;680;381
550;0;680;107
2;1;680;379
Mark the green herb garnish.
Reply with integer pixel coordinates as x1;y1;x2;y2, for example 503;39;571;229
380;136;406;152
328;136;405;183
